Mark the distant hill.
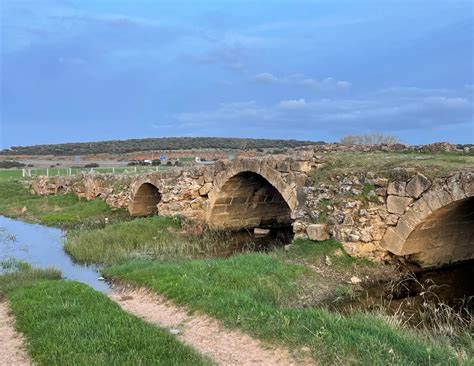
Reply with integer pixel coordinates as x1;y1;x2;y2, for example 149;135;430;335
1;137;325;156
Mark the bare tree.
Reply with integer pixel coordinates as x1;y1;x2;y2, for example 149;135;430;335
340;133;399;146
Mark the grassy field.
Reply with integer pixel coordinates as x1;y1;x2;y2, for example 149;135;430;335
104;241;465;365
312;151;474;183
0;264;211;366
0;165;173;179
0;179;128;227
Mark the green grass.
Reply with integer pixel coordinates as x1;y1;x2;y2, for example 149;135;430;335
312;151;474;183
0;165;172;179
0;267;211;365
0;179;127;227
104;242;460;365
64;216;233;265
0;261;61;291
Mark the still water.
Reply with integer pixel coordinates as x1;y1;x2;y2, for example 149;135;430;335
0;216;109;292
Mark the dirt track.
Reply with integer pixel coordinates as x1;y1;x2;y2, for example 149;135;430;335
0;300;31;366
110;287;313;366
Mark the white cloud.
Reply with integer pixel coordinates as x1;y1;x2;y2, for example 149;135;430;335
252;72;278;83
277;98;308;109
167;86;473;137
251;72;352;91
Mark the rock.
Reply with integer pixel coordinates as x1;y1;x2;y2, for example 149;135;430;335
325;255;332;266
21;206;28;214
306;224;329;241
387;195;413;215
350;276;362;284
295;149;313;161
387;181;407;196
169;328;181;335
276;160;291;172
198;182;213;196
292;221;306;233
254;228;270;236
406;173;431;198
97;276;105;281
348;233;360;242
284;244;293;251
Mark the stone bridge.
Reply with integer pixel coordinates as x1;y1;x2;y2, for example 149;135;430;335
32;149;473;268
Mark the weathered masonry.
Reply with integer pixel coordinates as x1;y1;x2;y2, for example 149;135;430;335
32;149;473;268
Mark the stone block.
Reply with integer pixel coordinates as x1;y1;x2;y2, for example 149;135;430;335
295;149;314;161
290;160;312;173
387;195;413;215
199;183;212;196
276;160;291;172
406;173;431;198
306;224;329;241
387;181;407;196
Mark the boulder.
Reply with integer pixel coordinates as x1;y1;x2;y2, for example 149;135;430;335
306;224;329;241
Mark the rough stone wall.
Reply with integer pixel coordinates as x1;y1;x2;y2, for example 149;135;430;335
30;150;473;267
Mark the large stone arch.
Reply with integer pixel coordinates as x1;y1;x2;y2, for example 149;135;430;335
129;177;163;216
381;172;473;267
207;159;298;230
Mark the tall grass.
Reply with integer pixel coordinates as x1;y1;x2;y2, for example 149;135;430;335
65;216;235;264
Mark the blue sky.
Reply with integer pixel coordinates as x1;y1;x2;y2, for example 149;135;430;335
1;0;473;148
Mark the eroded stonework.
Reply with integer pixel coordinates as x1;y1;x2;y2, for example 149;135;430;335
31;149;474;268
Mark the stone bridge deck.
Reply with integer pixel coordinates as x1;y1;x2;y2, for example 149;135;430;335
32;149;473;268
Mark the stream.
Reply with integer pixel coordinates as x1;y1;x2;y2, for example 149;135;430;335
0;216;109;292
1;215;472;323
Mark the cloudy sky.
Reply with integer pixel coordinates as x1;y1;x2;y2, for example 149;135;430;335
1;0;473;147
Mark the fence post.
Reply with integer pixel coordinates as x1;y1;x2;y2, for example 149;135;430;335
134;166;137;173
46;168;49;177
112;167;115;174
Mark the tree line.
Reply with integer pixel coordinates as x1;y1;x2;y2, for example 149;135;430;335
1;137;325;156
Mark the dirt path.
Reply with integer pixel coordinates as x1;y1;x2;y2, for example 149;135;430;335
110;287;313;366
0;300;31;366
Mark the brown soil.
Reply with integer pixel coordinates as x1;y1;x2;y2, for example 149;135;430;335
110;287;314;366
0;300;31;366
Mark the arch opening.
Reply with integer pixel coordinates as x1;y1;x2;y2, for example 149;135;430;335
130;183;162;216
209;171;293;231
405;196;474;268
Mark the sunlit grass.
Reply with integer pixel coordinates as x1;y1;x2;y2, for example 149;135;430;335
0;265;210;365
105;241;460;365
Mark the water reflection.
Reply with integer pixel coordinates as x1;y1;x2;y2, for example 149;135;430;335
0;216;109;292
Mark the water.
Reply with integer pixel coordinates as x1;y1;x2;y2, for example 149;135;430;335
0;216;109;292
329;261;473;323
214;226;294;257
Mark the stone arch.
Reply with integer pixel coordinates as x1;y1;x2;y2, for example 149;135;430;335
129;182;162;216
381;172;473;267
207;160;297;230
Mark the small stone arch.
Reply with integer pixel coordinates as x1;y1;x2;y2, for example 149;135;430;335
129;181;162;216
207;159;297;230
381;172;473;267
